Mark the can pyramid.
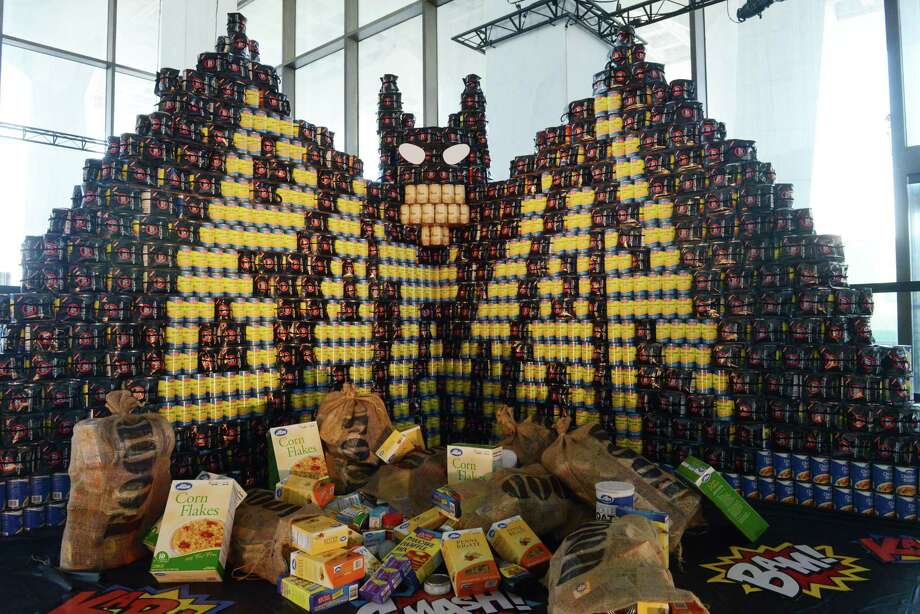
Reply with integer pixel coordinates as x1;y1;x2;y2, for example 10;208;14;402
0;14;915;536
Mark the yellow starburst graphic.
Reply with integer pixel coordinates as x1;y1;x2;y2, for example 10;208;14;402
701;542;869;599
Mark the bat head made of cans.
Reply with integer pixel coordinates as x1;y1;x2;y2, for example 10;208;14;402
377;74;490;246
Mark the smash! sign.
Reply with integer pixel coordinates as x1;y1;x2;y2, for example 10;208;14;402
354;590;542;614
702;543;869;599
50;584;235;614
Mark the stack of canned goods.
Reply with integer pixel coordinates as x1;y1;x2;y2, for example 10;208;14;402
1;472;71;536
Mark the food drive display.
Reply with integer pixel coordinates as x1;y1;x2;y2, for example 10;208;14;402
0;7;912;613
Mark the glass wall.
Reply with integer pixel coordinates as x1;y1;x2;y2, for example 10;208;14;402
295;50;346;148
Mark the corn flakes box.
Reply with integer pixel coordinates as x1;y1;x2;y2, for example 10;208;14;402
268;422;327;486
278;575;360;612
292;516;351;556
486;515;552;575
290;547;365;589
150;479;247;583
442;528;499;597
447;444;502;484
275;475;335;508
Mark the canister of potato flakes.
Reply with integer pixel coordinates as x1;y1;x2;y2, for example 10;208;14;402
853;489;874;516
830;459;850;488
775;479;794;504
895;495;917;521
814;485;832;509
794;481;813;507
874;492;895;518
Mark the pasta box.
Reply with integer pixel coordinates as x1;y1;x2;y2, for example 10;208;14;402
441;528;500;597
290;547;365;589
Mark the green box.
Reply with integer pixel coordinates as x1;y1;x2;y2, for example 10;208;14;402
676;456;768;542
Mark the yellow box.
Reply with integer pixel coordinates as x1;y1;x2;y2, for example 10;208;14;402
289;547;365;589
394;507;449;541
486;515;552;574
388;528;443;584
278;576;359;612
441;528;500;598
447;444;502;484
275;475;335;508
291;516;351;556
374;428;415;464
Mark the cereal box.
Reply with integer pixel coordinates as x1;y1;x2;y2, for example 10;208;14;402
486;515;552;575
399;424;424;449
150;479;247;582
275;475;335;508
388;528;443;585
375;428;416;464
290;547;365;589
268;422;327;486
278;575;359;612
394;507;449;540
441;528;500;597
447;444;502;484
291;516;350;555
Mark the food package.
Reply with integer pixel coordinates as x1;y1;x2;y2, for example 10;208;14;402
278;575;360;612
496;406;557;466
290;547;365;588
546;516;708;613
291;515;351;555
441;528;500;597
361;448;447;516
541;422;701;549
267;421;327;486
61;391;175;571
486;515;552;575
275;475;335;508
316;384;391;466
447;444;502;484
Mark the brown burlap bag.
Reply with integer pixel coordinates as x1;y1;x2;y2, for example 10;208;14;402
450;464;576;537
60;391;174;570
361;447;447;516
324;452;378;494
496;406;556;466
229;489;322;583
547;516;708;613
316;384;391;466
541;422;701;551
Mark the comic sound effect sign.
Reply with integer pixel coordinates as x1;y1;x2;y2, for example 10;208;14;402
50;584;234;614
858;534;920;563
702;543;868;599
354;590;541;614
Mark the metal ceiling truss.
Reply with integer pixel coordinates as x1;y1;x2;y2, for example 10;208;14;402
0;122;107;153
452;0;727;52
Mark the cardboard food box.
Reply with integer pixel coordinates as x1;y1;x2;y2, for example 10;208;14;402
375;428;417;464
291;516;351;555
388;528;443;585
447;444;503;484
335;504;372;531
486;516;551;574
268;422;327;485
290;547;365;589
150;479;247;582
441;528;500;597
399;424;424;449
278;575;360;612
276;475;335;508
676;456;768;542
394;507;448;540
352;545;382;575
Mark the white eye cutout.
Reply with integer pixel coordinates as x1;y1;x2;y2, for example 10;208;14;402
443;143;471;165
398;142;426;165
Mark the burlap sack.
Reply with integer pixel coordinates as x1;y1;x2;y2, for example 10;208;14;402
229;489;322;583
451;464;576;537
541;422;701;551
361;448;447;516
316;384;391;466
547;516;708;613
324;452;378;494
497;406;557;466
61;391;174;570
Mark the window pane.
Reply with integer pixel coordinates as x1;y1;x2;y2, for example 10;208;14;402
358;17;423;177
114;72;157;136
295;51;345;149
359;0;414;26
872;292;898;346
437;0;487;126
0;141;89;283
706;0;894;285
636;12;691;81
3;0;108;58
244;0;284;67
296;0;345;54
0;45;106;138
116;0;161;72
900;0;920;145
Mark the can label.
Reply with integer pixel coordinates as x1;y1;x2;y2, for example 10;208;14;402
794;481;814;507
24;505;45;531
757;477;776;502
755;450;774;478
29;475;50;506
776;479;795;504
46;502;67;527
723;472;741;492
894;466;917;497
896;495;917;522
773;453;792;480
874;493;895;518
741;475;759;501
6;478;29;510
810;456;830;486
791;454;811;482
1;510;23;536
854;489;875;516
830;459;850;488
814;484;832;510
851;462;872;491
873;464;894;494
833;487;854;513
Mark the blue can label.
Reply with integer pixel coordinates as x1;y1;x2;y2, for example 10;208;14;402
830;459;850;488
24;505;45;531
6;478;29;510
51;472;70;502
776;479;795;504
894;466;917;497
896;495;917;522
758;477;776;502
833;487;854;512
29;475;50;506
755;450;774;478
723;472;741;492
814;484;832;509
741;474;759;500
773;453;792;480
0;481;5;512
875;493;895;518
810;456;830;486
46;502;67;527
851;462;872;491
795;481;814;507
792;454;811;482
854;489;875;516
873;464;894;494
1;510;23;536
